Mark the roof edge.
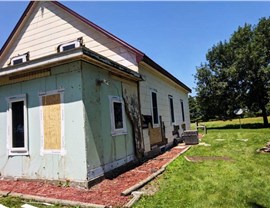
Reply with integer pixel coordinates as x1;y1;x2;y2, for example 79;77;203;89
0;1;34;56
52;1;144;60
142;55;192;93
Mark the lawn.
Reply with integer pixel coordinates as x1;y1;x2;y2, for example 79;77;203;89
0;196;73;208
1;117;270;208
135;117;270;208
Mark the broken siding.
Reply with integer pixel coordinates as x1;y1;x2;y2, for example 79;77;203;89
139;64;190;148
0;1;138;72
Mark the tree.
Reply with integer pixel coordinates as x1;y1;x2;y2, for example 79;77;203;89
188;95;201;122
195;18;270;127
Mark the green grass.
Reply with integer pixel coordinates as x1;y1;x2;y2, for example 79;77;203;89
191;116;270;129
135;117;270;208
0;196;76;208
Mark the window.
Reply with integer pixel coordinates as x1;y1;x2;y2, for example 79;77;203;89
40;90;65;155
169;95;175;123
151;91;159;125
109;96;127;136
58;38;82;52
10;53;29;65
180;99;185;122
7;94;28;155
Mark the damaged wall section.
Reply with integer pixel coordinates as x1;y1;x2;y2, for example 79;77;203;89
122;82;144;159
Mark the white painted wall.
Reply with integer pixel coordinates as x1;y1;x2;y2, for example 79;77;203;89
0;1;138;72
139;63;190;152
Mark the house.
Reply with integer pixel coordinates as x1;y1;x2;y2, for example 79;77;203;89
0;1;191;187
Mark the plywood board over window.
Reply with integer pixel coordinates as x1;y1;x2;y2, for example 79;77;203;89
40;90;65;155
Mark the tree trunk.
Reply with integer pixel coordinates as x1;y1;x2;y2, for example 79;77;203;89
261;105;269;127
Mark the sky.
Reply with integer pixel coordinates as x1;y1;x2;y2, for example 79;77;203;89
1;1;270;95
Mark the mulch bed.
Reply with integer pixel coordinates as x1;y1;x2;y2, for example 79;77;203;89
0;146;189;207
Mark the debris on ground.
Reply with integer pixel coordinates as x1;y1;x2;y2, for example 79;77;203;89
184;156;233;162
198;142;211;147
257;141;270;153
236;138;248;142
215;139;225;141
21;204;38;208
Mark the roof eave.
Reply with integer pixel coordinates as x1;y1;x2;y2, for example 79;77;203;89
141;55;192;93
0;47;143;82
52;1;145;60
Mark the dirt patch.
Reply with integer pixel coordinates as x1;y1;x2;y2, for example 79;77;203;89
185;156;233;162
0;146;189;207
139;181;160;196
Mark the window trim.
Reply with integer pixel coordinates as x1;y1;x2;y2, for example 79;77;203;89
109;96;127;136
39;89;65;155
150;90;159;126
58;38;82;52
168;95;175;124
7;94;28;156
10;53;29;66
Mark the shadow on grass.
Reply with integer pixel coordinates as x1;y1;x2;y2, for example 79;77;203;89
207;123;269;130
248;202;266;208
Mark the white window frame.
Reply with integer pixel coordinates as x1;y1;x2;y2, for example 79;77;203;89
150;90;159;127
7;94;28;156
109;96;127;136
11;54;28;65
39;89;65;155
59;40;81;52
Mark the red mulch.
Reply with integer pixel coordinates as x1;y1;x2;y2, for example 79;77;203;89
0;146;189;207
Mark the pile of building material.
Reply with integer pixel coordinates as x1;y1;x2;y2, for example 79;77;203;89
257;141;270;153
182;130;199;145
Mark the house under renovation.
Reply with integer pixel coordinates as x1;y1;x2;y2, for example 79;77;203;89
0;1;191;187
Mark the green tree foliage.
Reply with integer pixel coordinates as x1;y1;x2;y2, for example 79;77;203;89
195;18;270;126
188;95;202;122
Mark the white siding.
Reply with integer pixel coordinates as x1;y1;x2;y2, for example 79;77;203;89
139;63;190;151
0;1;138;71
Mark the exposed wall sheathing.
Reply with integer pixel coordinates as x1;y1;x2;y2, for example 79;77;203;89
0;61;87;184
81;62;135;180
42;94;61;150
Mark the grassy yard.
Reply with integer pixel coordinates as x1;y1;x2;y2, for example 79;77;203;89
135;117;270;208
1;117;270;208
0;196;73;208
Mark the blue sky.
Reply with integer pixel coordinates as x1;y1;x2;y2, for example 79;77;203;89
1;1;270;95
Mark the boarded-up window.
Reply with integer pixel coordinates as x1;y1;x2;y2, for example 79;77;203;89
42;94;61;151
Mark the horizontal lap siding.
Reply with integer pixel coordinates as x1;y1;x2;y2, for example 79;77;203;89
139;64;190;148
0;2;138;72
